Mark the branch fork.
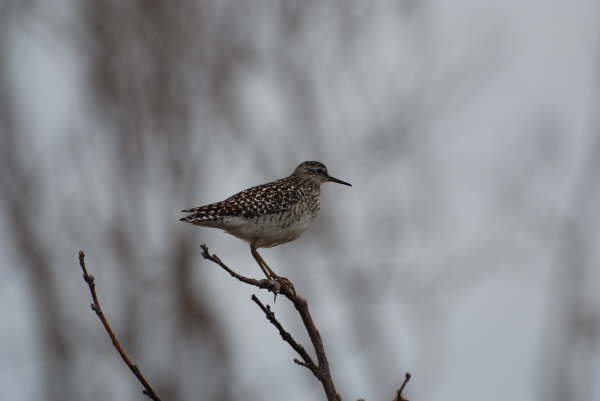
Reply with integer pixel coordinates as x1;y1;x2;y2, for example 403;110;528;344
200;244;411;401
77;247;411;401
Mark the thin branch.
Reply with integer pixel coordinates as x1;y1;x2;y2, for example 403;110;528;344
200;244;286;295
292;294;332;381
201;244;341;401
393;373;412;401
251;294;317;373
293;358;313;371
78;251;162;401
201;244;413;401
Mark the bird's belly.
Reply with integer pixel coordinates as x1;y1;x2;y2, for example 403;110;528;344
253;225;307;248
223;212;316;248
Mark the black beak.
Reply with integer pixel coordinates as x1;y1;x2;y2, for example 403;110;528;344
326;175;352;186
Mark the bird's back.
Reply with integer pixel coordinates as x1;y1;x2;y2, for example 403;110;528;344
180;176;321;247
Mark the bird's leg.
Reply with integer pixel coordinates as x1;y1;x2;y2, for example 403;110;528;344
250;244;296;295
250;244;274;280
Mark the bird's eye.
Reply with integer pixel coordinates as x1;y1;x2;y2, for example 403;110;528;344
316;168;325;174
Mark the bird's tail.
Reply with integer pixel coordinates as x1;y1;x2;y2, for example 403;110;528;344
180;203;224;226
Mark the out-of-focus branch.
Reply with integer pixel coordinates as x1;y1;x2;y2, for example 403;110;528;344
355;373;411;401
393;373;411;401
77;251;162;401
200;244;341;401
201;244;412;401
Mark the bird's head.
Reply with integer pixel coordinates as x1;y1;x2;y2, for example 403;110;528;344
291;161;352;186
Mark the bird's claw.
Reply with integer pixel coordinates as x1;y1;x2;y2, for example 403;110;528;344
273;275;296;296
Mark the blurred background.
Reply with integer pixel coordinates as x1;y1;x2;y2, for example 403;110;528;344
1;1;599;401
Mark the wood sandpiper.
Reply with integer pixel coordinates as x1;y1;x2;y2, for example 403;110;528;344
180;161;351;293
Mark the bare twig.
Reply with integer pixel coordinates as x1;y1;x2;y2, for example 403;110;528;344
251;294;317;373
393;373;412;401
201;244;414;401
78;251;162;401
200;244;285;295
201;244;341;401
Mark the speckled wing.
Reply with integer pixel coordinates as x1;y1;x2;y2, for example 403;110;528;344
180;178;303;226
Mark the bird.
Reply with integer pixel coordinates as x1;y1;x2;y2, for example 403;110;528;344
180;161;351;293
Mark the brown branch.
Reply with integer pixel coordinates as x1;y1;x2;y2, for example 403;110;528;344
78;251;162;401
393;373;412;401
201;244;414;401
251;294;317;373
200;244;286;295
201;244;341;401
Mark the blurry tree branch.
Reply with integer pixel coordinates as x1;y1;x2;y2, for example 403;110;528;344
200;244;411;401
393;373;411;401
78;251;162;401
